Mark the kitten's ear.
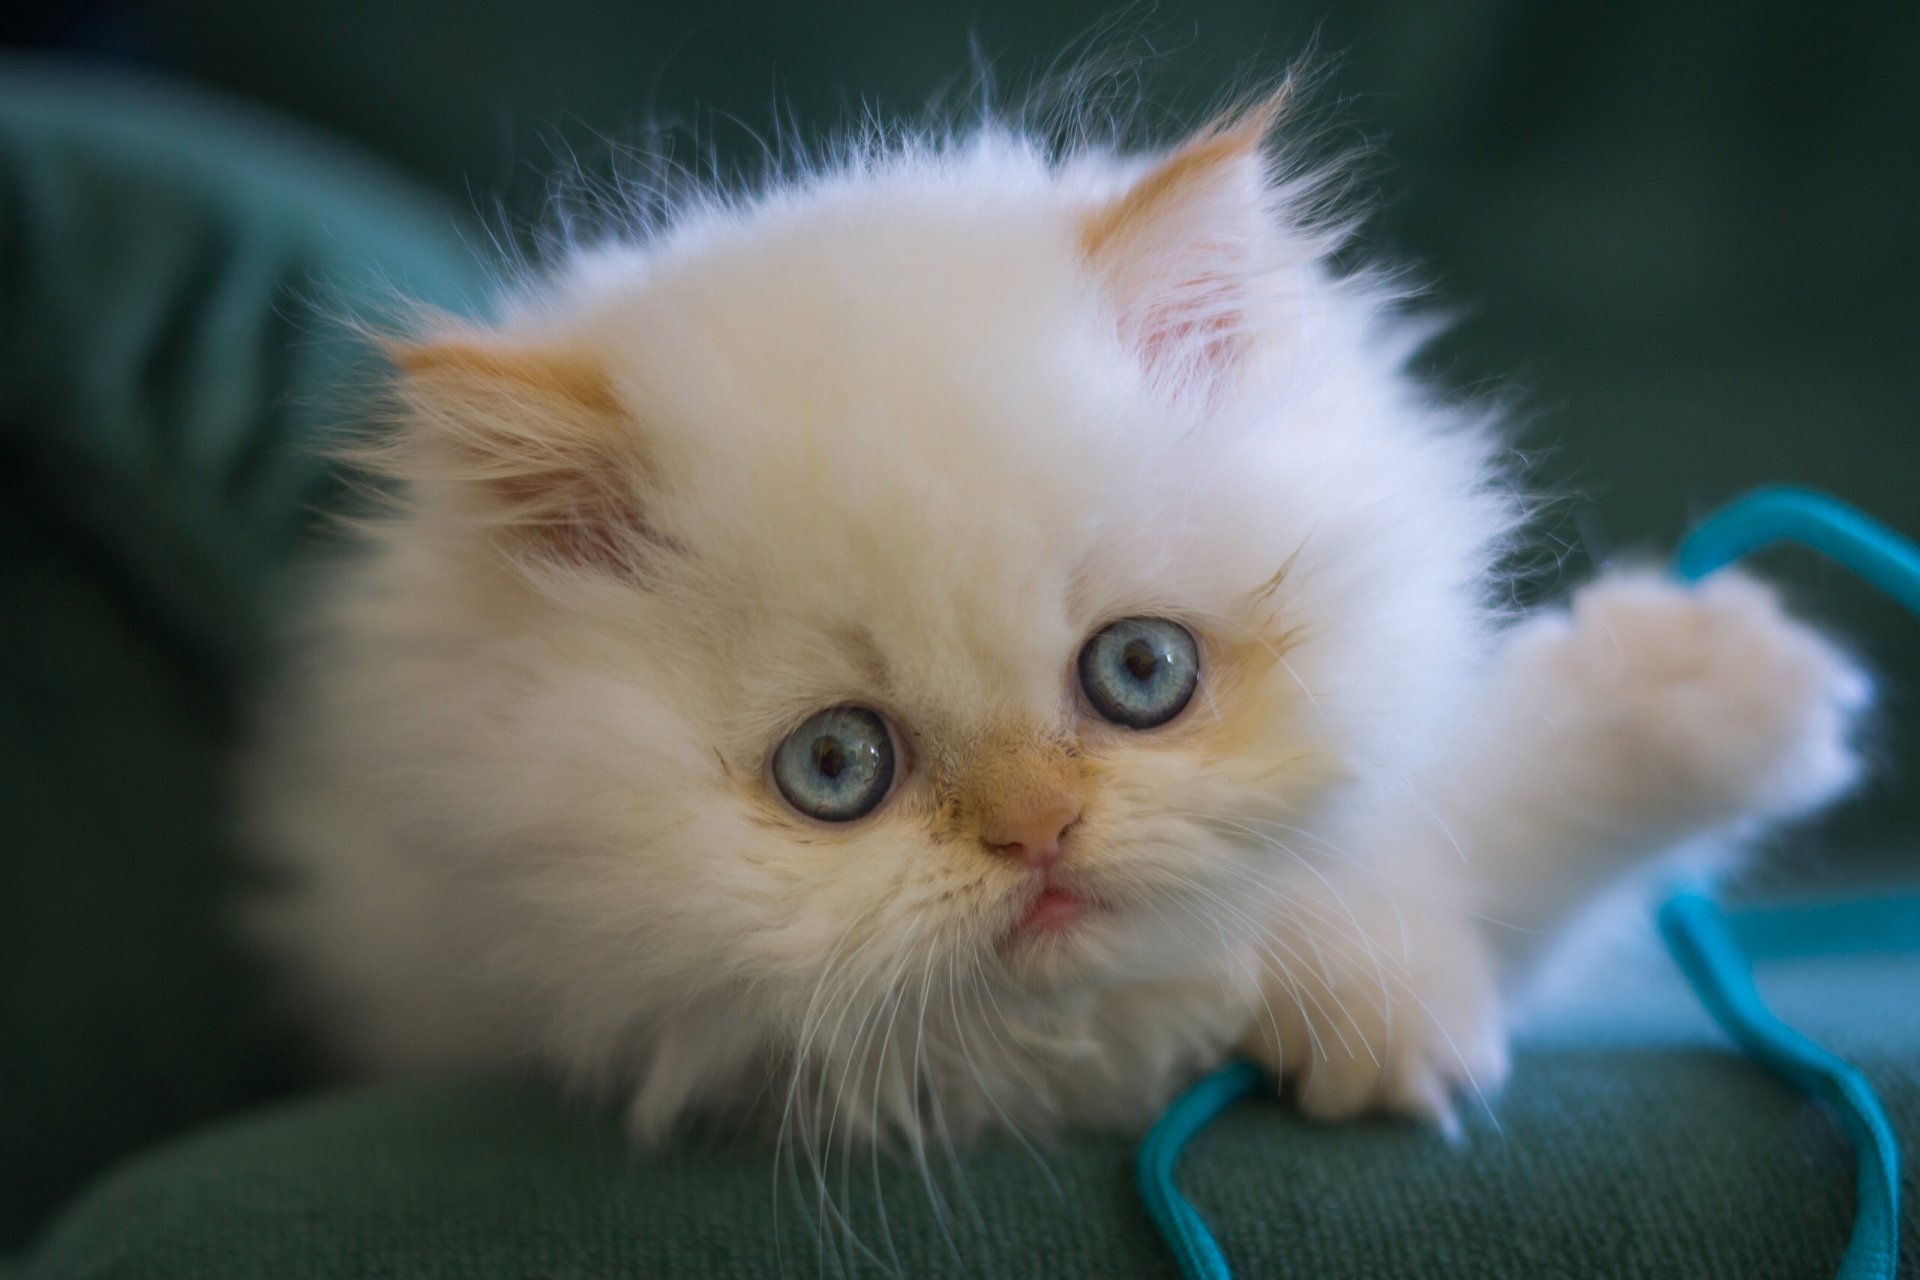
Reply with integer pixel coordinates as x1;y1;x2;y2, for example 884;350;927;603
1080;90;1290;390
389;334;656;574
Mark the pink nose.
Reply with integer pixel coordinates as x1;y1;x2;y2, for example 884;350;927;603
982;804;1081;869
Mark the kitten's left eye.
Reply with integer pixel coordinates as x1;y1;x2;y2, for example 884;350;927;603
1077;617;1200;729
771;705;898;822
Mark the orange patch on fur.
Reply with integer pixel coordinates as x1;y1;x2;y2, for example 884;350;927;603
389;334;673;575
936;729;1094;849
391;337;623;418
1077;91;1288;261
1176;623;1325;782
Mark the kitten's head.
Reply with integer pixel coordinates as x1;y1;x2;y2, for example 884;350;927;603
357;95;1510;1135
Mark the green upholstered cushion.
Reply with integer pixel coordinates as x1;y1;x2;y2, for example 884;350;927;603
0;60;487;1248
19;944;1920;1278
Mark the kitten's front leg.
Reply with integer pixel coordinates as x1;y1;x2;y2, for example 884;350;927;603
1449;567;1867;960
1241;867;1507;1131
1240;567;1865;1125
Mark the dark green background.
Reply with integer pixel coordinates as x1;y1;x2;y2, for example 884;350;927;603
2;2;1916;1274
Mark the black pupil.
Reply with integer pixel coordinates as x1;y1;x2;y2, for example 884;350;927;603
814;738;847;780
1122;639;1159;683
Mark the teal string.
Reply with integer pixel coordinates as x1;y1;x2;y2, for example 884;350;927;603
1658;892;1904;1280
1138;485;1916;1280
1672;485;1920;611
1664;484;1917;1280
1137;1059;1266;1280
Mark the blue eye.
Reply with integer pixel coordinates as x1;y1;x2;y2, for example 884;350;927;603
1078;617;1199;729
772;706;897;822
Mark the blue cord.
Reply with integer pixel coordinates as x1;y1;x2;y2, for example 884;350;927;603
1658;891;1903;1280
1673;485;1920;611
1664;485;1917;1280
1137;1059;1266;1280
1139;486;1916;1280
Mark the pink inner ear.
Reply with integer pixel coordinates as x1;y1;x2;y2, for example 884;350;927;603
1081;99;1284;392
1134;269;1246;381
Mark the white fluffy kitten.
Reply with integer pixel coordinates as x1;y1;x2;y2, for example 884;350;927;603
246;90;1867;1149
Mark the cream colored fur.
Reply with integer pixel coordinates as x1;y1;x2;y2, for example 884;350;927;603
244;93;1867;1161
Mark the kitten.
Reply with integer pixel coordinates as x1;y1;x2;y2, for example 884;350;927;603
244;87;1867;1151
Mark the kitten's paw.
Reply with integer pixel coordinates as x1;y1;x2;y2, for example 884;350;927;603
1513;568;1868;828
1245;920;1509;1132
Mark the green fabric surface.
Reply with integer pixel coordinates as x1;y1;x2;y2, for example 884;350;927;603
0;62;487;1248
19;1030;1920;1277
16;941;1920;1276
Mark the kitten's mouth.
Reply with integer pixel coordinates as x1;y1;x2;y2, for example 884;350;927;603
1004;881;1107;946
1022;887;1088;933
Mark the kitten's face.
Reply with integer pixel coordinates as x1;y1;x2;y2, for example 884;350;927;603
385;119;1500;1110
575;186;1336;993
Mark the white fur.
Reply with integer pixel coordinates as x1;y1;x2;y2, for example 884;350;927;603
245;104;1866;1164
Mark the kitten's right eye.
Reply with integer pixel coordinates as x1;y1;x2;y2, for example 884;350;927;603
1078;616;1200;728
771;706;897;822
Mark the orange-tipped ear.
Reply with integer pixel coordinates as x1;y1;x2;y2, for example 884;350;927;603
390;334;658;574
1080;91;1288;388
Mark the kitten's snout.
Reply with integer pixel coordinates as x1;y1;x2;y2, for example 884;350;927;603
981;804;1081;870
950;730;1089;870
